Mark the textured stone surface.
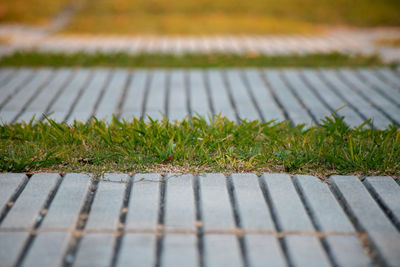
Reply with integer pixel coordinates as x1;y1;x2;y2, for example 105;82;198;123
74;233;115;267
293;175;354;232
124;174;161;230
22;232;69;267
164;174;196;231
41;173;90;229
245;234;286;267
85;178;126;231
364;176;400;230
198;173;235;231
1;173;59;230
0;173;27;211
117;233;156;267
0;232;27;267
231;174;274;231
0;173;399;266
204;234;242;267
2;67;398;127
331;175;400;267
161;234;198;267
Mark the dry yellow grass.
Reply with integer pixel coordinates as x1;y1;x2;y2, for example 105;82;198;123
0;0;73;25
66;13;323;35
376;38;400;47
1;0;399;34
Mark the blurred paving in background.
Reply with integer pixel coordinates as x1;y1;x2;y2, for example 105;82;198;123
1;26;400;62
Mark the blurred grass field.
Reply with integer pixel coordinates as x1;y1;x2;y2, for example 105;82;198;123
0;0;72;25
1;0;400;34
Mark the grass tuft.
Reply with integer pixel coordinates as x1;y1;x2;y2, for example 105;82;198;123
0;51;390;68
1;115;399;177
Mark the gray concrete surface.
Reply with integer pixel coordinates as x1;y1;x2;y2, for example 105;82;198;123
1;67;399;129
0;173;399;266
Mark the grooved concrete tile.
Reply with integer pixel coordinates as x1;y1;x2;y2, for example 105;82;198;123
198;174;235;231
293;175;354;232
125;174;161;230
164;174;196;231
85;176;127;231
330;175;400;267
120;70;148;120
188;70;210;117
117;233;156;267
41;173;91;229
225;69;260;121
243;69;285;122
161;234;198;267
0;68;13;84
0;173;27;211
325;235;371;267
0;172;399;266
245;235;286;267
168;70;188;121
22;232;69;267
283;69;331;123
0;232;27;267
364;176;400;230
144;70;167;121
1;173;59;230
47;69;91;122
94;69;130;122
17;69;72;123
340;70;400;124
1;69;52;123
74;233;115;267
285;235;330;267
0;69;33;109
321;70;391;129
1;67;399;126
261;174;313;231
301;69;364;128
204;234;242;267
264;70;313;126
231;174;274;231
359;69;400;106
207;69;236;121
67;69;110;124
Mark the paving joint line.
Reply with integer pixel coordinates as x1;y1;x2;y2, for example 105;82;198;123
328;181;384;266
336;70;399;125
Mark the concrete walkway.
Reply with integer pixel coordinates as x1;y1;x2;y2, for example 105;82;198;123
0;67;399;128
0;173;399;267
1;27;400;62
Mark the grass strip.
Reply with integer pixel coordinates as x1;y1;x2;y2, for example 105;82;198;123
1;115;399;177
376;38;400;48
0;52;392;68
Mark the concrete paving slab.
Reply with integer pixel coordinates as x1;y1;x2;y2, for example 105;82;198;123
74;233;115;267
245;234;286;267
0;172;398;266
0;173;27;213
1;67;399;128
164;174;196;231
204;234;242;267
330;175;400;267
22;231;69;267
231;174;274;231
364;176;400;230
125;174;161;231
117;233;156;267
1;173;59;230
198;173;235;231
161;234;198;267
41;173;90;229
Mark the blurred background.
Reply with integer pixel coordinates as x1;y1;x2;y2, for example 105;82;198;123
1;0;400;34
